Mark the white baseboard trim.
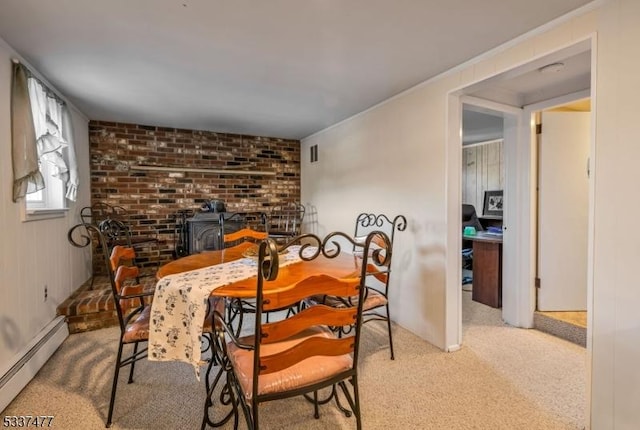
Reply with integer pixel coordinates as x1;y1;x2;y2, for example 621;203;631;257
446;344;462;352
0;316;68;412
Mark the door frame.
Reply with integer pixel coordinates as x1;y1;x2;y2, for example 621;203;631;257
446;96;522;351
445;36;597;353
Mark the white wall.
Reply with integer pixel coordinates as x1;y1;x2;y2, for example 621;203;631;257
303;88;449;346
302;1;640;428
590;1;640;428
0;38;91;376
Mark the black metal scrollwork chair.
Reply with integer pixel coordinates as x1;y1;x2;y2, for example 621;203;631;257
80;202;124;226
203;231;389;430
218;211;270;331
305;213;406;360
267;202;305;244
80;202;160;288
105;245;154;428
68;223;213;428
219;211;269;248
81;202;159;251
68;223;152;427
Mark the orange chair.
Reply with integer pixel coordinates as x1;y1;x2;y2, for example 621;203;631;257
203;232;384;429
306;213;406;360
67;223;213;427
218;212;270;329
108;245;216;427
105;245;154;427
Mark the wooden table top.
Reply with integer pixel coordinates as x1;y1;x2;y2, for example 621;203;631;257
157;242;362;298
156;242;254;278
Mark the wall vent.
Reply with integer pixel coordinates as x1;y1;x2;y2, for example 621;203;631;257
310;144;318;163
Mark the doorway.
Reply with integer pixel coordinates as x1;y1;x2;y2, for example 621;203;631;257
460;106;505;306
445;38;595;351
446;37;595;430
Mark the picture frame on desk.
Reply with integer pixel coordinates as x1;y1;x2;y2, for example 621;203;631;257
483;190;503;216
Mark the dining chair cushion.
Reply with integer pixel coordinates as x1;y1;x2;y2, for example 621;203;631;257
307;288;388;312
227;325;352;401
123;306;151;343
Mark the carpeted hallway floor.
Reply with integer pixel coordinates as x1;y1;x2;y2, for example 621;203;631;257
1;291;586;429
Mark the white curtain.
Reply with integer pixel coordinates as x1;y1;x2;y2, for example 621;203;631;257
26;75;78;201
11;62;44;201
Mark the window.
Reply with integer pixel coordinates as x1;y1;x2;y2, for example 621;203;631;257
25;160;65;212
11;61;78;220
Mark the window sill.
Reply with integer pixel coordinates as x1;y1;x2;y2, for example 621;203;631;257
23;208;68;222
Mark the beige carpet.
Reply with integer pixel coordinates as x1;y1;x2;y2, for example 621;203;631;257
2;291;586;429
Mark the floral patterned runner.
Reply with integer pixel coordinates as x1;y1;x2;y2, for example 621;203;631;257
148;245;305;378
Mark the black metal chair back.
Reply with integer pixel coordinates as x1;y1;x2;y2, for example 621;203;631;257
205;230;390;429
351;212;406;359
80;202;128;225
268;202;305;244
81;202;159;272
353;213;406;250
218;211;268;248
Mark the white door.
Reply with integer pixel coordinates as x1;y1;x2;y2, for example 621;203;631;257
537;111;590;311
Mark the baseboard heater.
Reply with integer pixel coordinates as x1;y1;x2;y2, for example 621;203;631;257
0;316;68;412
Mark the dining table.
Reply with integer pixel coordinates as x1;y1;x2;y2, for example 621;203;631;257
148;241;362;377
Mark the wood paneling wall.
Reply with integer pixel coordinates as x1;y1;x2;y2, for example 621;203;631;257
462;140;504;215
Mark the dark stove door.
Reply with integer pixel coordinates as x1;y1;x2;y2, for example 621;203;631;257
186;213;242;254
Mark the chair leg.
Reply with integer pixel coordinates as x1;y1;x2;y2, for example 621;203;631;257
332;384;353;417
351;378;362;430
204;335;222;396
232;382;255;430
313;391;320;419
338;378;361;430
201;365;236;429
128;342;139;383
106;341;124;428
204;342;214;395
385;303;395;360
251;398;258;430
227;299;245;337
234;385;253;430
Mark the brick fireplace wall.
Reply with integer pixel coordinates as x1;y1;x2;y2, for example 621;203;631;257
88;120;301;267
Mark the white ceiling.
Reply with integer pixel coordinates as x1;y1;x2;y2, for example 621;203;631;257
462;48;592;144
0;0;594;140
469;49;592;107
463;110;504;145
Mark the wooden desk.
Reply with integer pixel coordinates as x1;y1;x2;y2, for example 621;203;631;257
463;232;503;308
478;215;503;230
